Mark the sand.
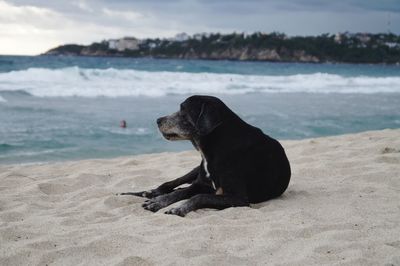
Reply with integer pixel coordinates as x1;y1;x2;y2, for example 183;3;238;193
1;129;399;266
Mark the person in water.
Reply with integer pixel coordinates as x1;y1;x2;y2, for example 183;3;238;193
120;120;127;128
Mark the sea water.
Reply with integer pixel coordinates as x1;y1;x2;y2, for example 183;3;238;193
0;55;399;164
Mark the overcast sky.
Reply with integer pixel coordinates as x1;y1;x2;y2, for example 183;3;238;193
1;0;400;55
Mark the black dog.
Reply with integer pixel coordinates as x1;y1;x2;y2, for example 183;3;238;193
120;95;291;216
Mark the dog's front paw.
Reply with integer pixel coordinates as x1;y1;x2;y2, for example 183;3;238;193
165;207;187;217
142;197;169;212
142;200;162;212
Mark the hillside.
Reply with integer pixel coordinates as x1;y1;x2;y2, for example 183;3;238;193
44;32;400;64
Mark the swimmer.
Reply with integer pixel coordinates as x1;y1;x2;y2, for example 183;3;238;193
120;120;127;128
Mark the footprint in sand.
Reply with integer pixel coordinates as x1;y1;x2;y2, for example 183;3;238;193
117;169;163;188
26;240;58;250
116;256;153;266
103;194;143;208
0;211;25;223
38;183;75;195
117;159;140;166
84;211;119;224
381;147;400;154
385;240;400;249
376;156;400;164
37;173;111;195
377;147;400;164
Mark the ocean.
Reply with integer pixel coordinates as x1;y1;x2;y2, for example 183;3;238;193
0;55;399;164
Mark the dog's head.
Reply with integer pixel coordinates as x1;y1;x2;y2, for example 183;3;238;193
157;95;231;141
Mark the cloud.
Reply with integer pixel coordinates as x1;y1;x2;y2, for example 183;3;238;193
72;0;93;12
102;8;144;21
0;0;73;54
1;0;400;55
0;0;182;55
0;0;60;26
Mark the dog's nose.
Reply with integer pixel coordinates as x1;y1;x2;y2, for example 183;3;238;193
156;117;163;126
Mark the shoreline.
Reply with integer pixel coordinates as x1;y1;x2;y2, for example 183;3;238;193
3;54;400;66
1;128;399;265
1;128;398;167
40;54;400;66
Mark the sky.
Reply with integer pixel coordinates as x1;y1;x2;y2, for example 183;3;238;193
1;0;400;55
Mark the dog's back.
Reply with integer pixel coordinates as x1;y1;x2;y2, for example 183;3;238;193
200;114;291;203
244;129;291;203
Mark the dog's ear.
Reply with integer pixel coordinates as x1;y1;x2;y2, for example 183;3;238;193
195;102;223;136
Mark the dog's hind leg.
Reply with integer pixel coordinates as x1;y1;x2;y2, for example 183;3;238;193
118;166;200;198
165;194;249;217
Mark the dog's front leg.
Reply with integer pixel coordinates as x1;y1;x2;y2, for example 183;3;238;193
119;166;200;198
165;194;249;217
142;182;213;212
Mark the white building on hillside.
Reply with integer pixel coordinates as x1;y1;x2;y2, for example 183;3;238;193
108;37;140;51
171;33;190;42
193;32;211;41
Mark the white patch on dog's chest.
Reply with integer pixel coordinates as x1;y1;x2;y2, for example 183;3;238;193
200;150;216;190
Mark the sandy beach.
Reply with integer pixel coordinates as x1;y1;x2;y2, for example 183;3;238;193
0;129;399;266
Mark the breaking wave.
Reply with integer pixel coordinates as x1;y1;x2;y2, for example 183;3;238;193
0;67;399;97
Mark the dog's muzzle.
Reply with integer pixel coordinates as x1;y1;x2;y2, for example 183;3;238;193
157;116;180;140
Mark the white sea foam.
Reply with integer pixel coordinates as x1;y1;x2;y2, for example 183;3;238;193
0;67;399;97
102;127;151;136
0;95;7;102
